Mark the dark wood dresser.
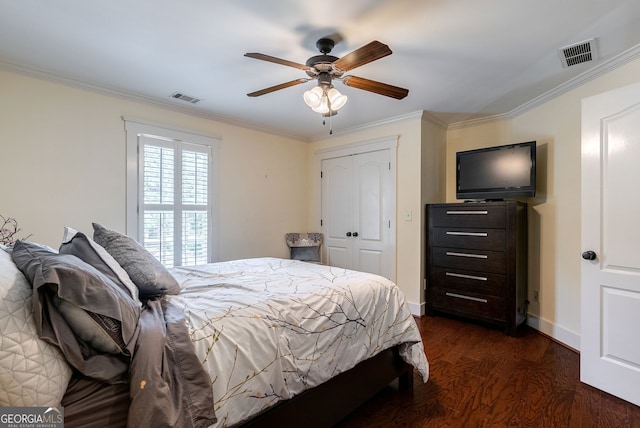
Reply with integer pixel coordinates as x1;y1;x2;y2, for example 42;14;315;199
425;201;528;336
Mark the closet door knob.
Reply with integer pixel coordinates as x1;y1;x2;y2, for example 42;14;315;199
353;232;358;237
346;232;352;237
581;250;597;261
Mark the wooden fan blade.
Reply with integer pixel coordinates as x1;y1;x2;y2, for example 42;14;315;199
247;78;310;97
244;53;311;71
333;41;392;72
342;76;409;99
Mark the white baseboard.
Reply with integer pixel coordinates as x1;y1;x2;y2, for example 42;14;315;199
411;306;581;351
527;314;581;352
408;301;425;317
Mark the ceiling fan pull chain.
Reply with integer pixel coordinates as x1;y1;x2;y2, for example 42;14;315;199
329;109;333;135
328;98;333;135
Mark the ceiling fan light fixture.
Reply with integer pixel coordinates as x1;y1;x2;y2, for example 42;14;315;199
303;85;324;108
311;96;331;114
327;87;347;111
304;85;347;114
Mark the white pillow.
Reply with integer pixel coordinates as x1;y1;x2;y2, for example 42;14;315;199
0;248;72;406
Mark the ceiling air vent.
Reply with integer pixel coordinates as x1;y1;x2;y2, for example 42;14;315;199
170;92;203;104
558;38;598;68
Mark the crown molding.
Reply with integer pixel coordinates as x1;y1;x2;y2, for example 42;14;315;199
448;42;640;130
0;60;439;142
308;110;443;142
447;113;511;130
4;41;640;138
419;110;448;129
0;59;307;141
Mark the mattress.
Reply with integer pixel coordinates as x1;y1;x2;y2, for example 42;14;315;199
168;257;429;427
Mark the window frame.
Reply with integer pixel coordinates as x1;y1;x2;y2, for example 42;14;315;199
124;117;220;265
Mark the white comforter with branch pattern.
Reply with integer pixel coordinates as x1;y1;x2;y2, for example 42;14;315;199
168;258;429;427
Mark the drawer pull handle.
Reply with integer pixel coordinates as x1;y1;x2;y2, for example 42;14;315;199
446;210;488;215
446;251;488;259
446;272;487;281
446;231;488;237
446;292;488;303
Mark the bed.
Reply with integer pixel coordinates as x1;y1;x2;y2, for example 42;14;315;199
0;224;429;427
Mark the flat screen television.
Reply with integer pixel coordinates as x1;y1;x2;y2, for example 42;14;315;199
456;141;536;200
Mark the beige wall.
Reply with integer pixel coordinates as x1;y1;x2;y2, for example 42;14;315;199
420;116;447;307
0;69;308;260
445;57;640;348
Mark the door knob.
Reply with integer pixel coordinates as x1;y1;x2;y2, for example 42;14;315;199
353;232;358;237
581;250;597;261
346;232;352;237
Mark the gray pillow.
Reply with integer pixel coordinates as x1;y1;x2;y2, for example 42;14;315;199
59;227;139;301
290;246;320;262
53;296;126;354
92;223;180;300
11;240;141;381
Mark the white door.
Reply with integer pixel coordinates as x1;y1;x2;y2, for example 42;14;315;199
321;149;394;279
322;155;352;269
581;81;640;406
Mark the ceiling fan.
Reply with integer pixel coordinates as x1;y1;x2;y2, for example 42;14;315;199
244;38;409;116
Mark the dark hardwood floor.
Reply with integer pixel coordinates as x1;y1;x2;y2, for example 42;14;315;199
336;315;640;428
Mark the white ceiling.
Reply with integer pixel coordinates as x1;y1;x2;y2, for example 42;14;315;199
2;0;640;141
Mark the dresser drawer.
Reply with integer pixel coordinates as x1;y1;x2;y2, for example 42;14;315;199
429;204;505;228
431;287;505;321
431;246;505;273
431;227;505;251
429;267;505;297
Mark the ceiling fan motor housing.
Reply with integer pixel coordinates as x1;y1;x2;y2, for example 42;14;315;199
316;72;332;86
305;54;339;66
305;38;341;77
316;38;335;54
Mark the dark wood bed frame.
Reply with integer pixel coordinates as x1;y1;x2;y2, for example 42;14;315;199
242;345;413;427
63;347;412;428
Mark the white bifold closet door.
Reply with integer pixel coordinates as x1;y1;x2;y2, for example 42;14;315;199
321;149;395;280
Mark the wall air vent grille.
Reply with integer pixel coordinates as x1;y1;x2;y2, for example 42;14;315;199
170;92;202;104
558;38;598;68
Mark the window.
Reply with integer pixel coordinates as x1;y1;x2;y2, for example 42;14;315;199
125;118;219;267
